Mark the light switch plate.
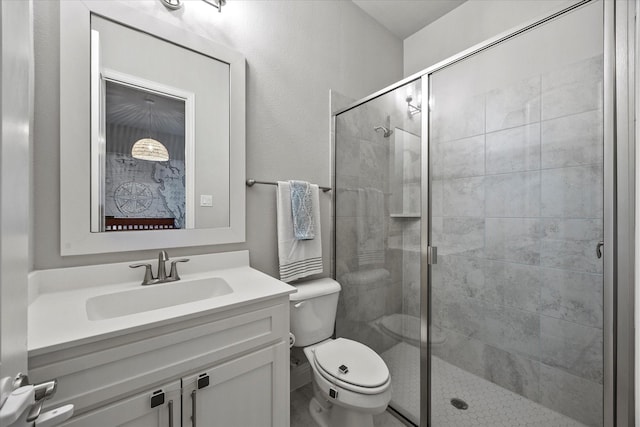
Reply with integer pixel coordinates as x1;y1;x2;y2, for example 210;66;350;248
200;195;213;207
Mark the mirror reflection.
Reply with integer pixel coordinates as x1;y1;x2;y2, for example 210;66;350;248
104;82;187;231
90;15;231;233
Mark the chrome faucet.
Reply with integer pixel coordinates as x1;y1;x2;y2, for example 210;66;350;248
130;250;190;286
157;250;169;281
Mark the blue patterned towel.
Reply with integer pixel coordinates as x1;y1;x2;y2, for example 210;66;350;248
289;180;315;240
277;181;323;282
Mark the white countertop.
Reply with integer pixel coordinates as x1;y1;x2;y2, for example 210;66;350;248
28;251;296;356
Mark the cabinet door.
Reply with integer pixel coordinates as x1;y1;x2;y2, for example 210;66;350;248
61;380;181;427
182;343;288;427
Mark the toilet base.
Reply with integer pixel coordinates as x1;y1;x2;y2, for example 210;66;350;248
309;397;330;427
308;396;375;427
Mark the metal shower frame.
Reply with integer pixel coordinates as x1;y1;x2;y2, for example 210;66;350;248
331;0;635;425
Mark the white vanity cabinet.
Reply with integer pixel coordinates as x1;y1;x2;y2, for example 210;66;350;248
181;343;288;427
60;380;181;427
28;297;290;427
59;342;287;427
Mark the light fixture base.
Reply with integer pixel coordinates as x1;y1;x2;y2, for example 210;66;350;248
161;0;183;10
203;0;226;12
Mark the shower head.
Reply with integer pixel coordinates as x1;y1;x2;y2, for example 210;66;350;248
374;126;393;138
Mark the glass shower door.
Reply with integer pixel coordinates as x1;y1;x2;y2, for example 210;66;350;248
428;2;604;426
334;79;422;424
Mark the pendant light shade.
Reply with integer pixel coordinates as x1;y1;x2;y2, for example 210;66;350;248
132;97;169;162
131;137;169;162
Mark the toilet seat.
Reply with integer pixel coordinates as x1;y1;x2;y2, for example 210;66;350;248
312;338;390;395
304;339;392;417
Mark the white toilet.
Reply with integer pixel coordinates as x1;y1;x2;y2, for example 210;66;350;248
290;278;392;427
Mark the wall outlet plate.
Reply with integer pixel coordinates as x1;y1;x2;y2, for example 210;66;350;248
200;195;213;207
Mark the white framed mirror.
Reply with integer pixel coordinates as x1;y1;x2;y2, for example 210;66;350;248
60;0;245;255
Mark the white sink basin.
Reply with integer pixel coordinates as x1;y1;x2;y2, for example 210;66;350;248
86;277;233;320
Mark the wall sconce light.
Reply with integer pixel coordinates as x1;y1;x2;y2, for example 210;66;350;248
203;0;227;13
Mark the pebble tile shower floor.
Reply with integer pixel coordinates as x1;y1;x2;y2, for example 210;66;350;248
380;342;589;427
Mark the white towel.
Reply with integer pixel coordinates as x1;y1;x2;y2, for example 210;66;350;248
277;181;323;282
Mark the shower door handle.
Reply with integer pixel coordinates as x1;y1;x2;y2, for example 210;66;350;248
596;241;604;259
427;246;437;265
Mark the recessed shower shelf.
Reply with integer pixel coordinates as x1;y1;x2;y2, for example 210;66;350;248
390;213;421;219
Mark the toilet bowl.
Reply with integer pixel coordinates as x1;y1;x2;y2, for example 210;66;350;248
290;278;392;427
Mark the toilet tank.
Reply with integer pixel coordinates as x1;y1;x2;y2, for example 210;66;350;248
289;278;341;347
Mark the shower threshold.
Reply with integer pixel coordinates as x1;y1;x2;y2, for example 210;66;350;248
380;342;588;427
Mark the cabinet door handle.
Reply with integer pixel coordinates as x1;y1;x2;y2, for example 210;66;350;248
168;400;174;427
191;390;197;427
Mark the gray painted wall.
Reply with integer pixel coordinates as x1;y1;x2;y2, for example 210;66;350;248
32;0;402;273
403;0;574;77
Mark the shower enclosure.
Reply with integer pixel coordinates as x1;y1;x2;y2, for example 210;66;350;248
332;1;627;426
334;77;424;423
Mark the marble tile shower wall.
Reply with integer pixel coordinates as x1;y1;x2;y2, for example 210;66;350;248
388;86;422;322
429;55;604;427
395;129;421;320
335;98;404;355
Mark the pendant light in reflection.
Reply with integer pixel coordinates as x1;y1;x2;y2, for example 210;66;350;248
131;98;169;162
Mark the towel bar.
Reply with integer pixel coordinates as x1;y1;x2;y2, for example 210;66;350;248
246;179;332;192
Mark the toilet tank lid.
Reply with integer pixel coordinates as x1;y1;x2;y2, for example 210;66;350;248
289;278;341;301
